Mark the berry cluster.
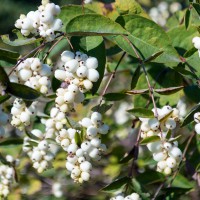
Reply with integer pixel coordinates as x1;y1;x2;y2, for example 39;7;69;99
55;51;99;113
110;193;141;200
0;159;14;197
140;106;180;139
13;57;52;94
148;140;182;175
194;112;200;134
139;105;182;175
15;0;62;41
54;111;109;183
0;107;9;138
11;99;37;131
23;130;55;173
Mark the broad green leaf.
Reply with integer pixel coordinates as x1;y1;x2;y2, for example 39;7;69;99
0;66;10;84
140;136;160;145
91;104;113;114
102;176;131;192
59;5;93;28
128;108;154;118
181;103;200;127
131;66;141;89
104;93;127;101
109;15;180;65
171;174;195;189
0;48;19;64
144;51;164;63
0;138;23;146
183;47;197;58
71;36;106;94
155;86;184;95
74;132;82;147
185;9;191;30
106;45;122;56
0;95;10;104
1;31;42;46
115;0;149;18
66;14;127;36
6;83;40;100
184;85;200;103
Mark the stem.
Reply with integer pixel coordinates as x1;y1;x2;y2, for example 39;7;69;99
98;52;126;106
43;35;64;62
152;181;165;200
8;33;64;77
168;132;196;187
65;35;75;53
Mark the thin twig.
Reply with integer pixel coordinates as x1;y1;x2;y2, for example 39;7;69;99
65;35;75;53
98;52;126;106
43;35;64;62
152;181;165;200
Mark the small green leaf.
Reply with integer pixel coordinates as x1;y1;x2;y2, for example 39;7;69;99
102;177;131;192
119;145;138;164
104;93;127;101
169;135;181;143
1;30;42;46
0;48;20;64
91;104;113;114
52;77;61;92
128;108;154;118
0;138;23;146
126;89;149;95
0;66;10;84
155;86;184;95
144;51;164;63
166;129;172;140
183;47;197;58
185;9;191;30
131;66;141;89
140;136;160;145
159;110;173;123
181;103;200;127
25;130;40;141
106;45;122;56
66;117;81;129
0;95;10;104
6;82;40;100
44;101;55;116
184;85;200;103
75;132;82;147
66;14;127;36
193;3;200;16
0;153;9;165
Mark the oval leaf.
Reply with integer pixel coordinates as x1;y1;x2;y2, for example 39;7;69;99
140;136;160;145
6;82;40;100
155;86;184;95
0;48;20;64
0;95;10;104
104;93;127;101
66;14;127;36
0;66;10;84
0;138;23;146
128;108;154;118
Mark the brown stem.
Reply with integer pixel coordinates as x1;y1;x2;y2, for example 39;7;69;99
65;35;75;53
98;52;126;106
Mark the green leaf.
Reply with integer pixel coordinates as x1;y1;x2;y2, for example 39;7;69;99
25;130;40;141
166;129;172;140
159;110;173;123
126;89;149;95
33;123;46;132
1;31;42;46
169;135;181;143
66;117;81;129
0;153;9;165
6;82;40;100
183;47;197;58
136;171;165;185
91;104;113;114
144;51;164;63
131;66;141;89
0;48;20;64
140;136;160;145
66;14;127;36
127;108;154;118
184;85;200;103
0;138;23;146
0;66;10;84
171;173;194;189
181;103;200;127
44;101;55;116
155;86;184;95
0;95;10;104
102;176;131;192
74;132;82;147
106;45;122;56
52;77;61;93
109;15;180;65
193;3;200;16
104;93;127;101
185;9;191;30
119;145;138;164
71;36;106;94
59;5;93;29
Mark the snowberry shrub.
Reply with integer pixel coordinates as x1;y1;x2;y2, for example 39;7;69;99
0;0;200;199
